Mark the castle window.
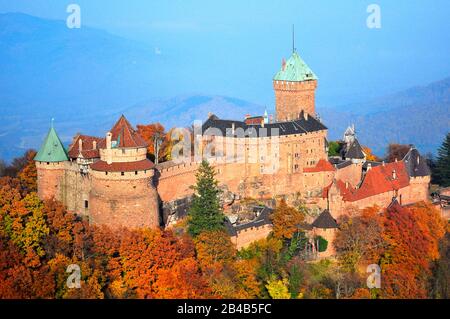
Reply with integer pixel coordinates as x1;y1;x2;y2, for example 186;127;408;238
105;172;108;175
84;200;89;209
121;172;125;176
47;162;50;165
135;171;138;175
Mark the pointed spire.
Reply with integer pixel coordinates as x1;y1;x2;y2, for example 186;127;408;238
34;122;69;162
292;24;296;53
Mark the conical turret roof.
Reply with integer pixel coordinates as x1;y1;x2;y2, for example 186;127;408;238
34;126;69;162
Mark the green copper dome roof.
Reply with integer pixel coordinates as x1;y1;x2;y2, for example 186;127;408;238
274;51;318;82
34;126;69;162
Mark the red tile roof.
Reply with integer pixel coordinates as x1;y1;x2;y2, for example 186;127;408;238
90;159;154;172
323;161;410;202
99;115;148;149
303;159;336;173
68;135;104;159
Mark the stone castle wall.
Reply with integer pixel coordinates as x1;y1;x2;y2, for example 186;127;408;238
59;161;91;217
36;161;66;200
273;80;317;120
89;169;160;229
334;162;363;187
230;224;273;249
157;129;328;203
328;180;430;219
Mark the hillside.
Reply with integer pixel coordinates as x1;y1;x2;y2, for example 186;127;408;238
320;77;450;156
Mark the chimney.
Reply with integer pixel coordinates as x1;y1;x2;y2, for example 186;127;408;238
367;163;372;171
231;123;235;135
78;138;83;153
106;132;113;165
261;119;265;128
392;169;397;179
382;161;385;167
93;140;97;150
282;58;286;71
417;156;420;165
106;132;112;150
304;112;309;121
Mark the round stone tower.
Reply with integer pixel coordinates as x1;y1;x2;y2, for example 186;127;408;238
34;124;69;200
89;115;160;229
273;51;318;121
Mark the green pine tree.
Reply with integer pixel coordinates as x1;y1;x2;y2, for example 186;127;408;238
433;133;450;187
188;160;226;237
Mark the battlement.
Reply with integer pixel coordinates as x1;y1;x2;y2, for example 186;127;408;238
273;79;317;91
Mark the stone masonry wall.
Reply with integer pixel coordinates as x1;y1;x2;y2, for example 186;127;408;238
273;80;317;121
36;162;66;200
230;224;273;250
157;130;328;203
58;161;91;217
89;171;160;229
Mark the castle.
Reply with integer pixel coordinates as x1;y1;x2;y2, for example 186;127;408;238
34;49;431;253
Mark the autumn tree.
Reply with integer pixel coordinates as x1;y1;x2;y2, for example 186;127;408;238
433;132;450;186
334;206;385;272
153;258;213;299
270;199;305;240
429;232;450;298
385;143;410;163
137;123;171;163
379;201;445;299
188;160;226;237
194;230;236;269
265;276;291;299
362;146;380;162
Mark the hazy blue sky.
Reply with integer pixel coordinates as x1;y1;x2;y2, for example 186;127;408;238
1;0;450;107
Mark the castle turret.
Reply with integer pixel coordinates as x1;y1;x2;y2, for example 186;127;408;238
273;51;318;121
89;115;160;229
34;123;69;200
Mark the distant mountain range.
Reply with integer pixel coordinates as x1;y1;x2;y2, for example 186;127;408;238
320;77;450;156
0;12;448;161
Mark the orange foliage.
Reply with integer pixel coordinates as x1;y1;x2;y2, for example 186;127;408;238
194;230;236;270
136;123;171;162
270;199;305;240
153;258;213;298
379;201;446;299
362;146;380;162
17;150;37;193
